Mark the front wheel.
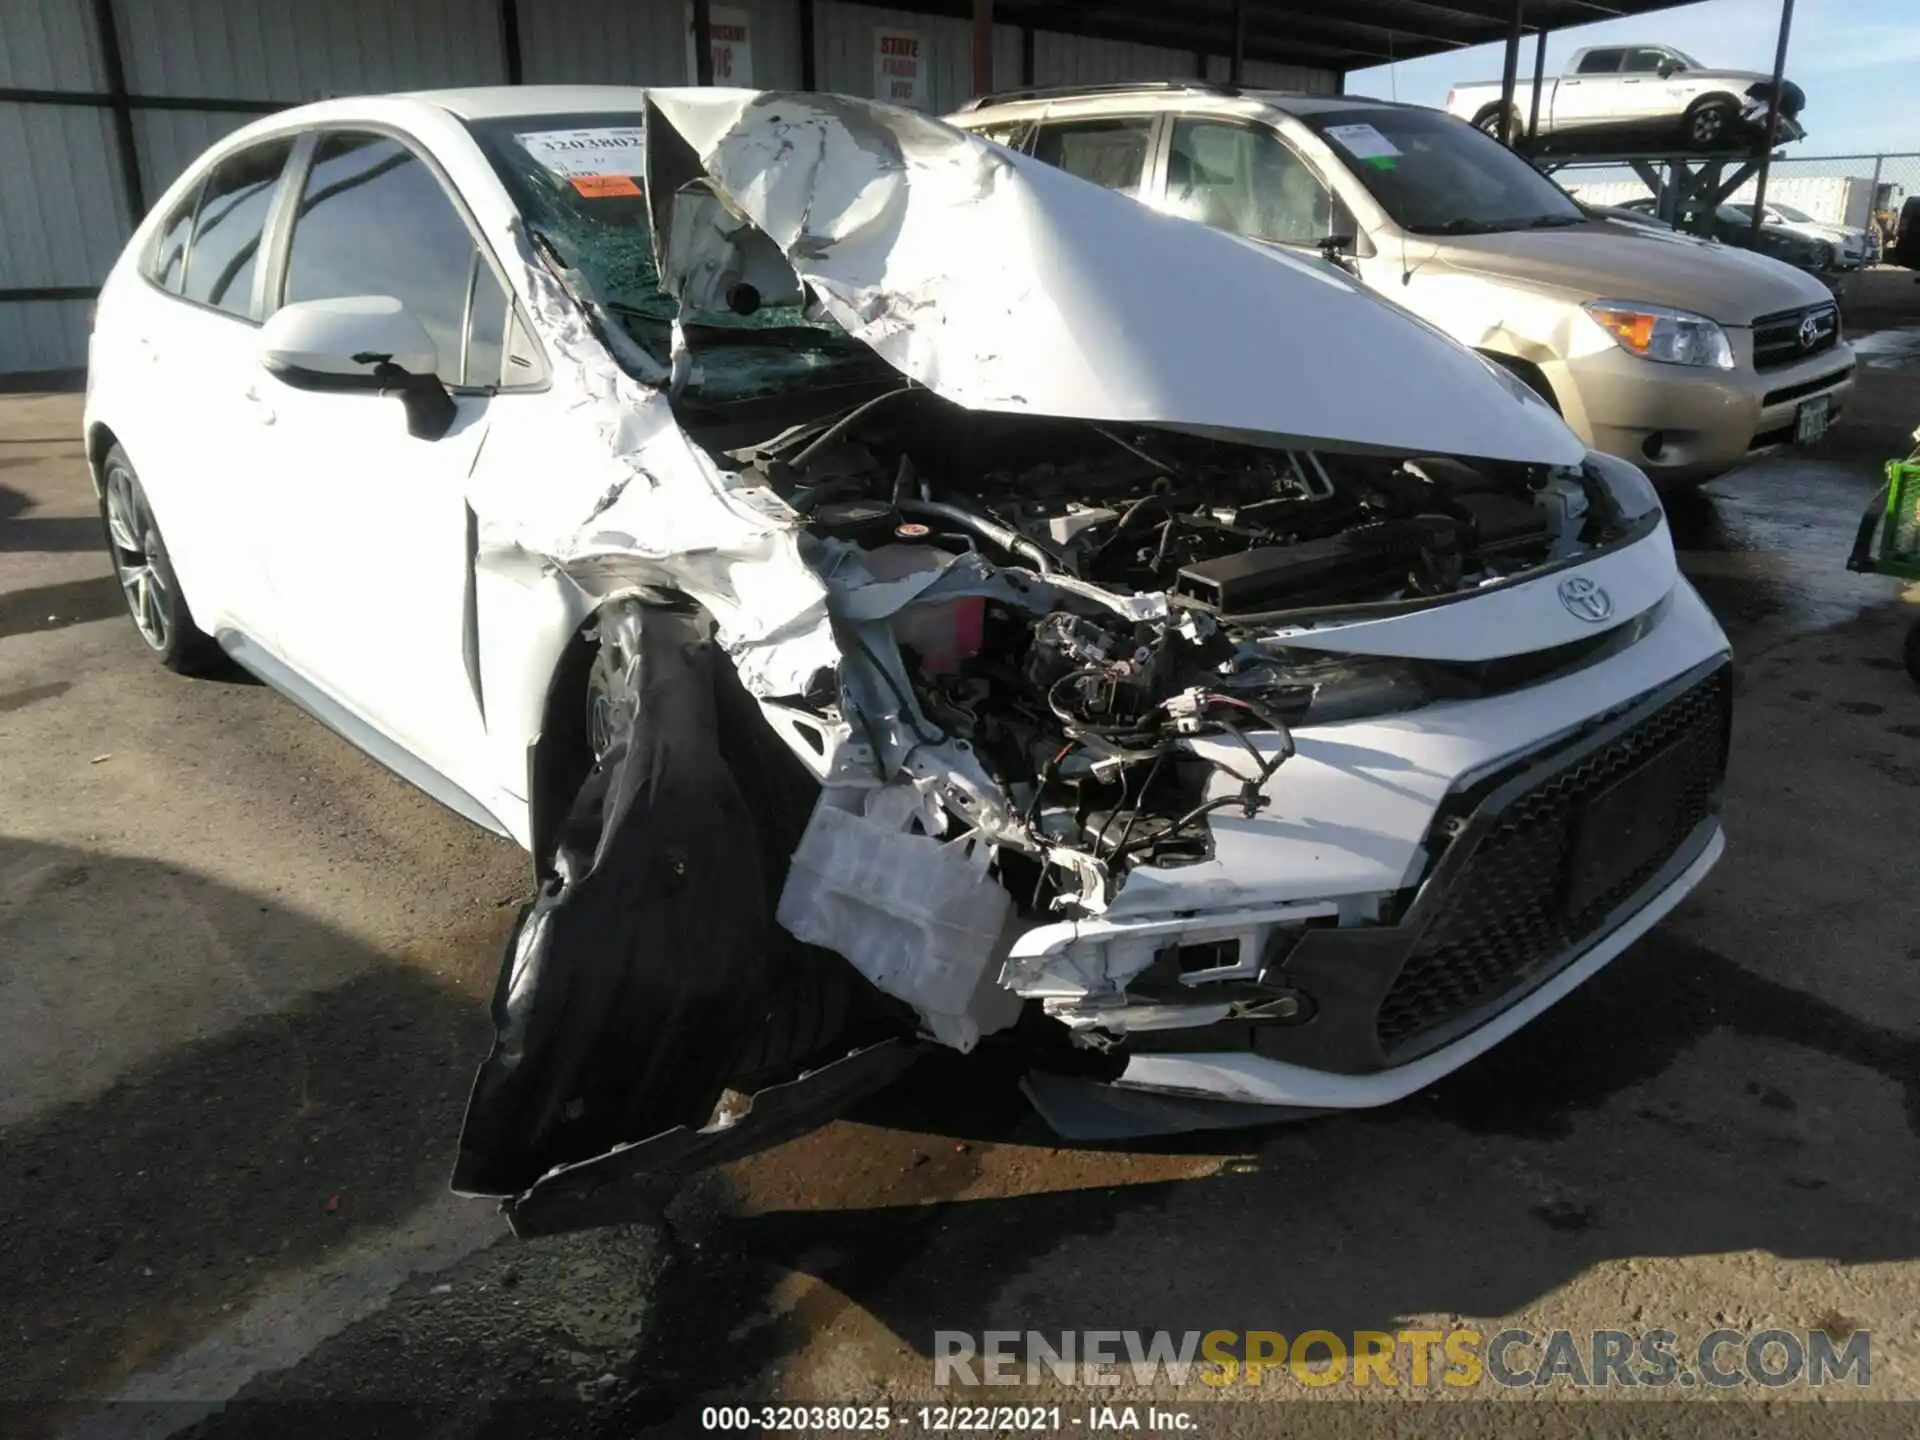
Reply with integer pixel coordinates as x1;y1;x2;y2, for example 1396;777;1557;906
98;445;221;674
1683;97;1737;151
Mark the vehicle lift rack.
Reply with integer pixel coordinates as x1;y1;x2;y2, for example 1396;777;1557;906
1533;146;1790;235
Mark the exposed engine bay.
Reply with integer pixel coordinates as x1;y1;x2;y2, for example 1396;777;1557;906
706;385;1627;941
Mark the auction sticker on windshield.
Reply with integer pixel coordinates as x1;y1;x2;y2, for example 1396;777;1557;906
515;127;646;180
1323;123;1402;161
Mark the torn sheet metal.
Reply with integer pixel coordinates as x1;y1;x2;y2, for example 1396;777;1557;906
641;88;1585;467
464;220;839;701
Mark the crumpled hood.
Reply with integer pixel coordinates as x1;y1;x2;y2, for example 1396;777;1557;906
643;88;1583;468
1432;218;1834;326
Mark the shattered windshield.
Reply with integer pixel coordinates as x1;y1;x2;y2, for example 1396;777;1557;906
465;111;883;401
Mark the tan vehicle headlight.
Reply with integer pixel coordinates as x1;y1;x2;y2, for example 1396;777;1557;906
1582;301;1735;370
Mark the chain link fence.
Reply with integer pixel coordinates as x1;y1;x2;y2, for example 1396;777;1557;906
1546;151;1920;261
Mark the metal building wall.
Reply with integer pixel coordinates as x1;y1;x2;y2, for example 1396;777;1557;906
814;3;1021;114
518;0;802;89
0;0;1341;373
1031;29;1199;87
1204;53;1340;93
113;0;503;101
0;0;120;371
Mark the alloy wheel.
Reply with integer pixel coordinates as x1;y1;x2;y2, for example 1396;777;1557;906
104;465;172;652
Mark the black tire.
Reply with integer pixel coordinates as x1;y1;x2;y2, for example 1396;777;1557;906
1474;105;1522;142
1682;96;1738;151
97;444;222;674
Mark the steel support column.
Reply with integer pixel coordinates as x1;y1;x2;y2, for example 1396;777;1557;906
1749;0;1795;240
1525;26;1547;153
971;0;994;99
692;0;714;85
799;0;816;88
1497;0;1524;146
500;0;523;83
88;0;144;223
1231;0;1246;86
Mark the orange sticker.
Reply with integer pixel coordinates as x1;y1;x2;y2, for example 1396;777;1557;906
571;173;641;198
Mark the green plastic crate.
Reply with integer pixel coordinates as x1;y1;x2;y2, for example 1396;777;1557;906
1850;459;1920;581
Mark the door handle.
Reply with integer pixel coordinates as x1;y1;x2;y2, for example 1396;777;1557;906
242;385;276;426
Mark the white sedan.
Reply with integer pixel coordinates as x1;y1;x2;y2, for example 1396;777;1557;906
84;85;1731;1234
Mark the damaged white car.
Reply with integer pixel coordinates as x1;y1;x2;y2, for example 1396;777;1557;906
84;86;1731;1234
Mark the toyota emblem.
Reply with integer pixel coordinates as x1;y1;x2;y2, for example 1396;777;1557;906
1798;313;1822;350
1558;575;1613;623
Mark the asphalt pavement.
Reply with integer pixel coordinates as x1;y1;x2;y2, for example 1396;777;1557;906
4;274;1920;1438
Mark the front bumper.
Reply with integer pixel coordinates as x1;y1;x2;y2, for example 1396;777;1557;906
1548;334;1855;484
1011;578;1733;1117
1116;828;1722;1112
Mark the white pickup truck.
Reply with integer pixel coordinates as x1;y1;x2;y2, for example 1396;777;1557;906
1446;44;1805;152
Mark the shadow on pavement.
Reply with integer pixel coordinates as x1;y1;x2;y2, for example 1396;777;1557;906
0;839;494;1407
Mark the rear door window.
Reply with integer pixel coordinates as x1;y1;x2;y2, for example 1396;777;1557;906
1575;49;1625;75
279;132;488;387
147;184;202;294
1031;116;1155;197
179;139;295;318
1165;118;1332;246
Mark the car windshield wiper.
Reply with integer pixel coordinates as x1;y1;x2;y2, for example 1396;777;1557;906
1522;214;1584;229
1407;217;1507;236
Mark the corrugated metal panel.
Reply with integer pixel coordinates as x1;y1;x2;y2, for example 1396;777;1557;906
0;299;92;373
0;0;102;90
131;107;256;204
734;0;804;88
522;0;804;88
116;0;503;101
1031;30;1198;88
814;3;1019;114
518;0;685;86
1205;53;1339;93
1239;57;1339;93
0;103;130;287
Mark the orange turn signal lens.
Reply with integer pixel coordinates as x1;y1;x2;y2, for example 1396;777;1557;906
1587;307;1658;355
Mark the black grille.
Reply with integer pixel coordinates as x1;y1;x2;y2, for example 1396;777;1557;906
1762;363;1852;409
1752;303;1840;370
1375;667;1731;1055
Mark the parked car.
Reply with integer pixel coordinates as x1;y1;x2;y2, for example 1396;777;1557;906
957;84;1854;488
87;85;1733;1229
1727;200;1871;268
1446;44;1806;152
1618;197;1842;275
1584;201;1673;231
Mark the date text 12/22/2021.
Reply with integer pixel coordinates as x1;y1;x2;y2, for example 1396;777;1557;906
700;1405;1199;1431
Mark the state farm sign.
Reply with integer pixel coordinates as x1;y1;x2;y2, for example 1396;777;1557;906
874;28;927;110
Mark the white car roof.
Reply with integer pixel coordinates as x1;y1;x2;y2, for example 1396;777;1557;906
395;85;651;120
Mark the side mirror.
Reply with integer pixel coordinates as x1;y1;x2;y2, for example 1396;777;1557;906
1656;60;1678;77
259;296;457;440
